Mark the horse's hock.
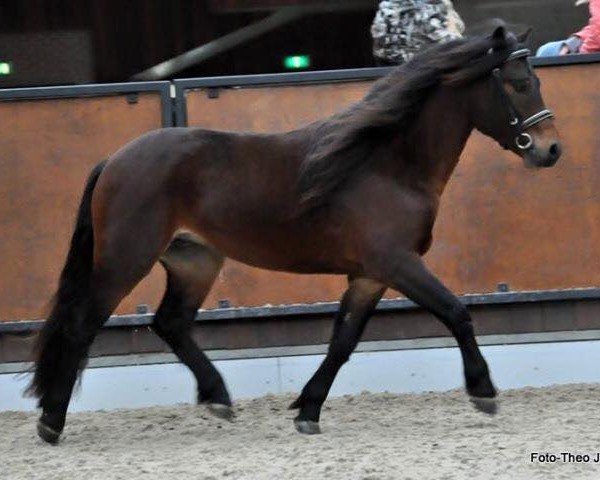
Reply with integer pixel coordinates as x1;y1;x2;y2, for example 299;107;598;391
0;57;599;362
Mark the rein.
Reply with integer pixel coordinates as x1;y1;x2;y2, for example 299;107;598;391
492;48;554;150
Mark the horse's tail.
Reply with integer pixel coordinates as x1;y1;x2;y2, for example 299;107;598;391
25;160;107;404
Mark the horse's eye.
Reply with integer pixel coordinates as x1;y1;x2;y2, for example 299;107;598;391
512;78;532;93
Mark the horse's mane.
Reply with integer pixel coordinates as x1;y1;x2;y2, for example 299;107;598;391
297;24;519;213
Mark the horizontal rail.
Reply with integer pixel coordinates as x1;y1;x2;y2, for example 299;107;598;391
174;67;392;90
4;329;600;374
0;81;171;100
1;288;599;333
1;288;598;365
174;53;600;90
0;81;173;127
531;52;600;67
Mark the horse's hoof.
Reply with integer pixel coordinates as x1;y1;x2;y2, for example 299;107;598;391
294;419;321;435
207;403;235;421
37;420;61;444
469;396;498;415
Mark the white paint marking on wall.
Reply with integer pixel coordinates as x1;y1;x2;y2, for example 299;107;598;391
2;340;600;412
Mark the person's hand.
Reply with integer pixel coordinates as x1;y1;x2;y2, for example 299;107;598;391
561;36;583;55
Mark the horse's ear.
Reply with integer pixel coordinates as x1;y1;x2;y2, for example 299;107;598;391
517;27;533;45
492;25;507;43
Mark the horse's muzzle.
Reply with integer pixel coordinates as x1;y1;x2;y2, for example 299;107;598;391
524;141;562;168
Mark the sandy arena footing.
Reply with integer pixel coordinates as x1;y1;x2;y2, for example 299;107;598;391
2;384;600;479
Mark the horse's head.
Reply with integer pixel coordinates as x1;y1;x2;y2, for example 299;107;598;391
470;26;561;168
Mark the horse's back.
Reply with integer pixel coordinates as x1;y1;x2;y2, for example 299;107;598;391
97;126;302;204
91;126;320;267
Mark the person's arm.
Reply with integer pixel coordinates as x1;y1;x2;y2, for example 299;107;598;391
560;35;583;54
575;0;600;53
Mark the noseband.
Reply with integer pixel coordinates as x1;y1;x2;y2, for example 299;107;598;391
492;49;554;150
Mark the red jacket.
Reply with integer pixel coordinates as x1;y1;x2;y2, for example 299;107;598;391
576;0;600;53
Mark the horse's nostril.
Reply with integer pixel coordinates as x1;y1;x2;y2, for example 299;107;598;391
549;142;561;160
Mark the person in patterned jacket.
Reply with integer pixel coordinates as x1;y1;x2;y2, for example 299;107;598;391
371;0;465;65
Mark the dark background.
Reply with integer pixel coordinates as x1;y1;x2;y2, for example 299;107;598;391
0;0;590;87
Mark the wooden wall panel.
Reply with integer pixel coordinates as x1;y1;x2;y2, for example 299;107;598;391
186;82;369;132
185;64;600;308
0;93;167;321
1;63;597;322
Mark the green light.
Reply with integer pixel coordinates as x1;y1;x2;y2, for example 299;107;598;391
283;55;311;70
0;62;12;76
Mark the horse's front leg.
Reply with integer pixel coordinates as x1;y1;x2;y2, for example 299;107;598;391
289;277;386;434
376;252;497;413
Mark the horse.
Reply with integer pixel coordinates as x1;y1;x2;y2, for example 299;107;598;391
27;24;561;443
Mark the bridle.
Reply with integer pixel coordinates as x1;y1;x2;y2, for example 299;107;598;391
492;48;554;151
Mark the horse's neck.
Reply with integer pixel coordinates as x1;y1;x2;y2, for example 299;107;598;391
392;86;473;196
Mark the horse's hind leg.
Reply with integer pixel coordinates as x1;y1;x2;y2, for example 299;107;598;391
31;174;175;443
152;235;232;417
289;277;386;434
35;248;165;444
